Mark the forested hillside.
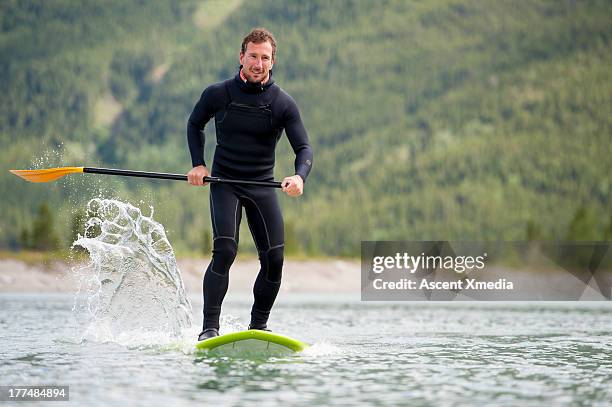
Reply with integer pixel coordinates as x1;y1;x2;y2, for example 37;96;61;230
2;0;611;256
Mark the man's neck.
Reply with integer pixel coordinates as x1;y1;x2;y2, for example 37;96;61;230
240;68;269;85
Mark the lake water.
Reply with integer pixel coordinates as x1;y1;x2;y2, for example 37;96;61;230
1;293;611;406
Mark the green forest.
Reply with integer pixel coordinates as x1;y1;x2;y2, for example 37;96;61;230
1;0;611;257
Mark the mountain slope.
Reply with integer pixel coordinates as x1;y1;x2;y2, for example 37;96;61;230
2;0;611;255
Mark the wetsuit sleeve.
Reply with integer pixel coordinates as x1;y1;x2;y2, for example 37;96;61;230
187;87;217;168
283;97;313;182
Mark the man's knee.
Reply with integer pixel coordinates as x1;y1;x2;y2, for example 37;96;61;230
211;238;238;276
263;246;284;283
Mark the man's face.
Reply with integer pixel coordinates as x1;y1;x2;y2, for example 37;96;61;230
239;41;274;84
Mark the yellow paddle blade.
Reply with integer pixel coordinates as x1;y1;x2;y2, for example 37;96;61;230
9;167;84;183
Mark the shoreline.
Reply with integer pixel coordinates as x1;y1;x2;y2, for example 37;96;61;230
0;257;361;294
1;257;609;300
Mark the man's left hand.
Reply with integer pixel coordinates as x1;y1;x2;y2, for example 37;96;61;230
282;175;304;197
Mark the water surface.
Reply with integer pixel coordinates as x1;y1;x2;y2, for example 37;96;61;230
1;294;611;406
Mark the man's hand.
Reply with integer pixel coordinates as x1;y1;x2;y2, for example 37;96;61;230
187;165;210;186
282;175;304;197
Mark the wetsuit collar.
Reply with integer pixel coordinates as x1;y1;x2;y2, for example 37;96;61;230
235;67;275;93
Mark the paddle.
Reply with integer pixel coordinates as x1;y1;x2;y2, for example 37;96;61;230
10;167;282;188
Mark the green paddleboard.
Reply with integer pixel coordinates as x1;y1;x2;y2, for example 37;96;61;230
196;330;308;356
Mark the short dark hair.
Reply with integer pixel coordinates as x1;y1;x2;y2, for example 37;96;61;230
241;27;277;59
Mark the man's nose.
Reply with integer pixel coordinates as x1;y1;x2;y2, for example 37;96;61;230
254;59;263;68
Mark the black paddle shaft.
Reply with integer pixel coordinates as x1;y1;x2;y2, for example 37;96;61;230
83;167;282;188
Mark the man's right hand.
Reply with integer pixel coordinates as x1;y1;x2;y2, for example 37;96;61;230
187;165;210;186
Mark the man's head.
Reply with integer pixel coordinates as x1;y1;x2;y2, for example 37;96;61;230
239;27;276;84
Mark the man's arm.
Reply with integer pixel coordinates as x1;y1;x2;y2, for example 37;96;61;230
187;87;218;168
280;95;313;197
283;96;313;183
187;87;218;186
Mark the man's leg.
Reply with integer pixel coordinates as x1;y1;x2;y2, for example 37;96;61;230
242;188;284;329
202;183;242;332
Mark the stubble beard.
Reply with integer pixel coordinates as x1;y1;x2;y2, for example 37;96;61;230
243;68;268;85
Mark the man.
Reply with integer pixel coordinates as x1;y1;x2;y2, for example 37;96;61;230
186;28;313;341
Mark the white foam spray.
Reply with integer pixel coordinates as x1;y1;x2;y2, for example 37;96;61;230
72;198;193;344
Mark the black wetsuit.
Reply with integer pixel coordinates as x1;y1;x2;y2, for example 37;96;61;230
187;70;313;330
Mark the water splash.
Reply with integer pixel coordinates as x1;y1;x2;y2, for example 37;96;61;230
30;143;64;169
301;342;342;357
219;314;247;333
72;198;193;343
